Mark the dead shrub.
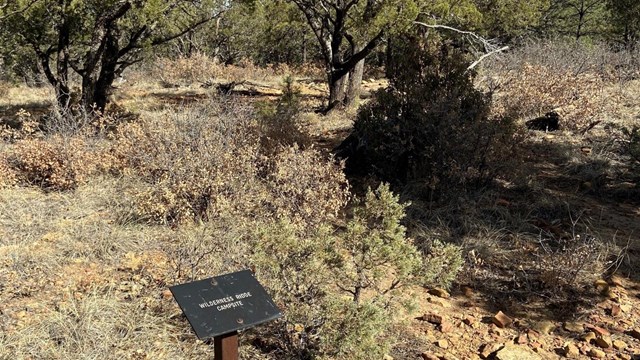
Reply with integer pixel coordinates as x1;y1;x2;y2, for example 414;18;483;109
263;145;349;230
2;135;114;191
111;102;261;224
111;100;348;227
481;40;639;131
153;53;282;86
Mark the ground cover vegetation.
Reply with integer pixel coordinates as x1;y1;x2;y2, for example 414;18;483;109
1;0;640;359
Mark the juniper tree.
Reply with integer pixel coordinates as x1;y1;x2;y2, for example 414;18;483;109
1;0;224;115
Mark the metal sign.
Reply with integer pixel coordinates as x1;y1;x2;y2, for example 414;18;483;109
170;269;282;340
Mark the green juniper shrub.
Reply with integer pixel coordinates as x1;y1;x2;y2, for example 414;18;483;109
250;184;462;359
257;76;310;153
338;35;522;200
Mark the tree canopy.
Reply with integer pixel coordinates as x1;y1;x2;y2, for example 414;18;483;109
1;0;224;113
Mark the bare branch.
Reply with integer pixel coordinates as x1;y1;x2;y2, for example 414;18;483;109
414;21;509;71
467;46;509;71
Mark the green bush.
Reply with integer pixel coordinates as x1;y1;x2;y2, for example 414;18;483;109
251;184;459;359
342;35;522;198
257;76;310;153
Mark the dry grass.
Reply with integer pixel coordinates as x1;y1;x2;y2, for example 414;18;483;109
0;84;53;107
0;179;269;359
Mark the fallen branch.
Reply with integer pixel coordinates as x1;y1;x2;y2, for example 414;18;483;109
413;21;508;71
467;46;509;70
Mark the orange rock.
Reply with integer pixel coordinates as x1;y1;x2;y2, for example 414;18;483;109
492;311;512;328
421;313;444;325
585;324;610;337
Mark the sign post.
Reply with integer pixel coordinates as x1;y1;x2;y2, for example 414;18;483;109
170;270;282;360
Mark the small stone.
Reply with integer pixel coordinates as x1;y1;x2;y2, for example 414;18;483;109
439;321;454;333
612;340;627;350
162;289;173;300
620;304;632;313
495;344;542;360
480;343;503;359
594;336;612;349
429;288;450;299
587;348;605;358
618;354;631;360
420;352;439;360
493;311;513;328
527;329;541;339
534;320;556;335
421;313;444;325
516;334;528;345
383;355;394;360
463;315;477;327
490;325;504;336
563;343;580;359
582;332;597;342
611;304;621;317
563;322;584;333
437;339;449;349
627;329;640;340
594;279;609;291
585;324;610;337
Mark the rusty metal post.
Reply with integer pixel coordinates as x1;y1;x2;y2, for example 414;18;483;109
214;331;238;360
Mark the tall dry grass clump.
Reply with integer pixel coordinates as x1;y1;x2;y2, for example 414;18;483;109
152;53;290;86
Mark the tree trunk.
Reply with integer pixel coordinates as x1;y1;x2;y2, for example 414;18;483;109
55;19;71;112
328;70;349;110
81;30;119;113
345;56;364;108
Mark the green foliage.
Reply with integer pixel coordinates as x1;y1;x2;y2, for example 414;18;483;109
1;0;223;111
329;184;423;304
607;0;640;47
540;0;611;40
346;35;520;197
419;239;465;289
217;0;317;64
320;299;390;359
257;76;310;152
251;183;453;358
474;0;549;39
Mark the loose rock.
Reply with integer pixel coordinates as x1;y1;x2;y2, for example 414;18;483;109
437;339;449;349
494;344;542;360
582;332;597;342
563;322;584;333
611;304;621;317
562;343;580;359
612;339;627;350
585;324;610;337
628;329;640;340
594;336;612;349
421;313;444;325
493;311;513;328
429;288;450;299
463;315;477;327
480;343;503;359
420;352;439;360
587;348;605;358
534;320;555;335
